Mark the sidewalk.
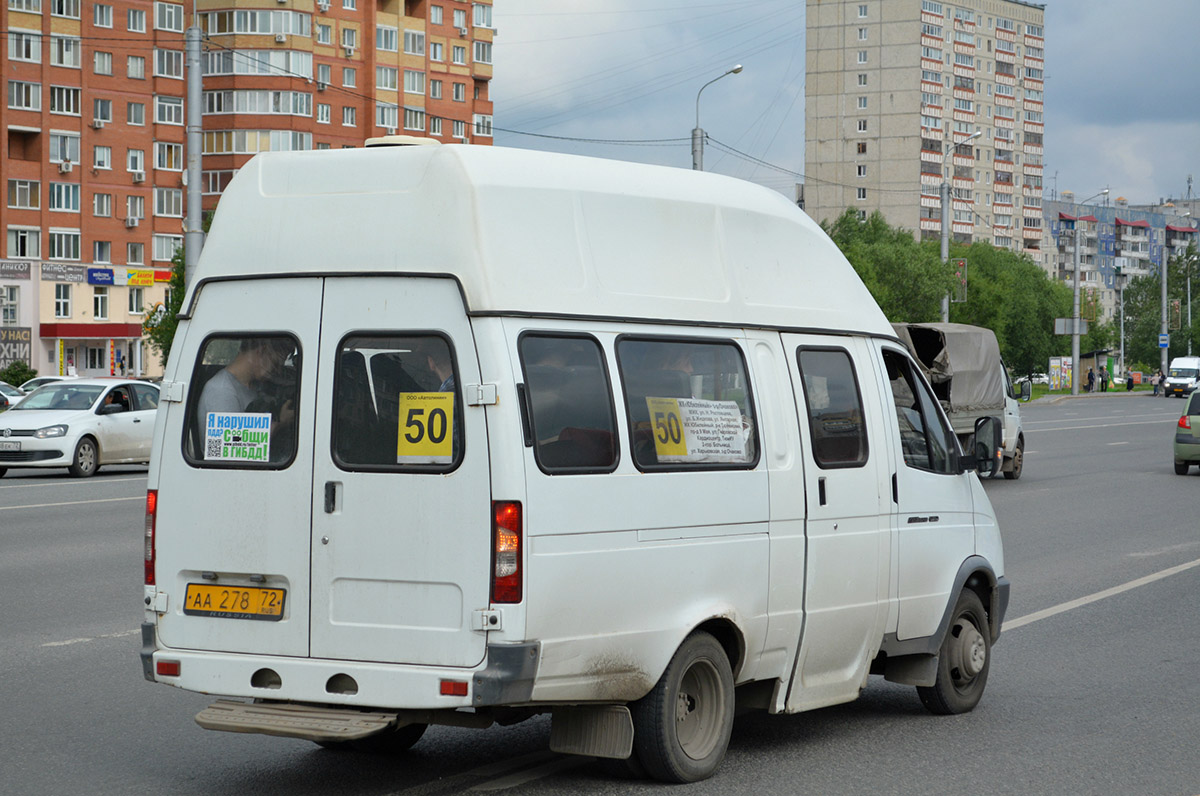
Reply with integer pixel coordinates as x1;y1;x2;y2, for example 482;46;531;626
1030;388;1176;405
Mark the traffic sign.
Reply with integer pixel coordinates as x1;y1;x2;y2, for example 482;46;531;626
1159;333;1170;349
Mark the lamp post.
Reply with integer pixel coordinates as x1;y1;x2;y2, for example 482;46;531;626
1183;212;1194;356
692;65;742;171
941;129;982;322
1071;189;1108;395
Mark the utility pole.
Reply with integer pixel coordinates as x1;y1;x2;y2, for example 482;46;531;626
691;65;742;171
184;10;204;288
941;130;981;322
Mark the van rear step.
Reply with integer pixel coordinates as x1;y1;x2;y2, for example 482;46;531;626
196;699;397;742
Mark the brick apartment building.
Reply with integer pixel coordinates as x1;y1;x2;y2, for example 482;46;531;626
2;0;493;378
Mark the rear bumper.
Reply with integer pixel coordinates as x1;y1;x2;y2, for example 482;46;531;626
1173;437;1200;461
143;623;538;710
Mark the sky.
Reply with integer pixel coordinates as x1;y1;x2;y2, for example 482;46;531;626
490;0;1200;207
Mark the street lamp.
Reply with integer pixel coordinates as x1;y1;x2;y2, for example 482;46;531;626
1183;211;1194;356
1071;189;1108;395
692;65;742;171
941;129;982;322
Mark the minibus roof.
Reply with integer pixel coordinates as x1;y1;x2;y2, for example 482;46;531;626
192;145;892;336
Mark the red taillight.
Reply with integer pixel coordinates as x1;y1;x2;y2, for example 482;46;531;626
1179;415;1192;430
440;679;469;697
156;660;181;677
144;489;158;586
491;501;522;604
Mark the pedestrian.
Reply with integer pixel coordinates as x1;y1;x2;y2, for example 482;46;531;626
1100;365;1109;392
1087;367;1095;393
1126;373;1134;391
1152;370;1161;396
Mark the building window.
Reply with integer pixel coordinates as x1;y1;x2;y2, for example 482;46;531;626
454;8;467;28
153;234;182;262
452;119;466;139
430;79;443;99
94;51;113;75
8;80;41;111
49;230;81;261
858;4;868;18
376;26;397;51
129;286;144;314
403;30;425;55
473;3;492;28
857;119;868;132
154;49;184;78
94;193;112;217
50;182;81;211
473;41;492;64
55;284;71;318
127;195;144;219
858;27;868;41
93;98;113;123
857;73;868;87
8;228;40;259
94;145;112;170
127;102;145;125
473;114;492;137
93;287;109;319
8;180;40;209
430;116;442;136
154;188;183;217
155;142;184;170
856;188;867;201
453;82;466;102
50;86;81;116
404;70;425;94
155;2;184;32
94;3;113;26
430;42;443;62
128;149;146;174
856;165;867;177
155;96;184;124
343;0;355;8
342;106;356;127
857;96;868;109
128;55;146;79
857;50;868;64
93;241;111;264
316;103;330;124
127;242;144;265
1;286;17;324
50;36;82;68
857;142;867;154
452;45;467;65
51;0;80;18
403;106;425;131
375;102;398;130
8;31;42;63
128;8;146;32
376;66;398;90
342;67;356;88
49;133;81;164
9;0;41;11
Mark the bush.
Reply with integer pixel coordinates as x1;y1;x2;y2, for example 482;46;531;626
0;361;37;388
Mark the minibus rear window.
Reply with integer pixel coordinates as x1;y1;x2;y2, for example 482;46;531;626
617;338;758;471
331;334;463;473
518;334;618;474
797;348;869;469
182;334;300;468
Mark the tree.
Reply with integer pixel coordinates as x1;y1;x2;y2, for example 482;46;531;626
1120;242;1199;369
142;246;186;368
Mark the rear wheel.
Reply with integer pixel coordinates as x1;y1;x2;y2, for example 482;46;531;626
316;722;427;753
0;467;6;478
1003;440;1024;480
631;631;734;783
1175;462;1190;475
68;437;99;478
918;590;991;715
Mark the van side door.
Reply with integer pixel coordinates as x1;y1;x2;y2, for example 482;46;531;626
782;334;891;711
873;343;975;642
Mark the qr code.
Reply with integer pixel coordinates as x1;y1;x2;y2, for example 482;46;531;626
205;438;222;459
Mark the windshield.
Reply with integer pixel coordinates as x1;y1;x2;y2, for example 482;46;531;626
1169;368;1198;379
0;383;20;397
14;384;105;411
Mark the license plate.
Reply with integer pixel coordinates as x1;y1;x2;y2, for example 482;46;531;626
183;583;286;621
0;440;19;452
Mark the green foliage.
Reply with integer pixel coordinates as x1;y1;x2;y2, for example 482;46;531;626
142;246;186;368
1120;242;1199;367
0;360;37;387
822;210;949;322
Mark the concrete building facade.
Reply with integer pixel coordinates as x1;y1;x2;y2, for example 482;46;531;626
805;0;1046;264
2;0;493;378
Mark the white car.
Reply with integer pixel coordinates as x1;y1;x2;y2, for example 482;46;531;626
0;380;26;409
0;379;160;477
18;375;75;392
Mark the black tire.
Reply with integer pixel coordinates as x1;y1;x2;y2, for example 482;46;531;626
1175;462;1189;475
918;590;991;715
631;631;734;783
1003;440;1023;480
596;749;649;780
0;467;6;478
68;437;99;478
316;722;426;753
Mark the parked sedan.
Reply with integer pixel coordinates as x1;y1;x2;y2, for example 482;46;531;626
0;379;160;477
1174;391;1200;475
18;375;74;392
0;380;26;410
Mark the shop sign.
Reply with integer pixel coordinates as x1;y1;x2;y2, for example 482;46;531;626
87;268;115;285
0;327;32;369
0;262;32;280
40;263;87;283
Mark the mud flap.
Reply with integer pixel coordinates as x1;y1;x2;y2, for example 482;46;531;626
549;705;634;760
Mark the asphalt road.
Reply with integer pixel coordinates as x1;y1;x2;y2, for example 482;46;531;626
1;392;1197;795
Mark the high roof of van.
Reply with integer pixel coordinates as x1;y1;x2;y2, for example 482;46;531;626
192;145;892;337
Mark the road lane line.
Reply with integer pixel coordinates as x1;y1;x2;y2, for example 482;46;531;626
1028;419;1174;432
42;629;140;647
0;476;146;490
470;756;593;791
1106;441;1130;446
1005;556;1200;631
0;496;142;511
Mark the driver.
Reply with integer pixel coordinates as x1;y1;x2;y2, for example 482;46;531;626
196;338;295;432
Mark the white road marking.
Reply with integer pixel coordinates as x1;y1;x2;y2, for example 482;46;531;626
1106;441;1130;446
1005;556;1200;631
0;496;142;511
0;476;146;490
41;629;140;648
1028;419;1173;433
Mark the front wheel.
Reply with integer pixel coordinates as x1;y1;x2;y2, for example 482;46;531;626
1003;440;1024;480
68;437;99;478
631;631;734;783
918;590;991;715
1175;462;1190;475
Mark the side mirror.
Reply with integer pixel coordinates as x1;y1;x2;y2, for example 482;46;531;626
1020;379;1032;402
964;415;1002;476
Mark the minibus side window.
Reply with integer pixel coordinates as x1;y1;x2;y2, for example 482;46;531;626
797;347;869;468
518;334;618;474
617;338;759;471
182;334;300;468
331;334;462;472
883;349;956;474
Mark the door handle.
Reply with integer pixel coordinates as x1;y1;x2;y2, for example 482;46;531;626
324;481;338;514
818;476;827;506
